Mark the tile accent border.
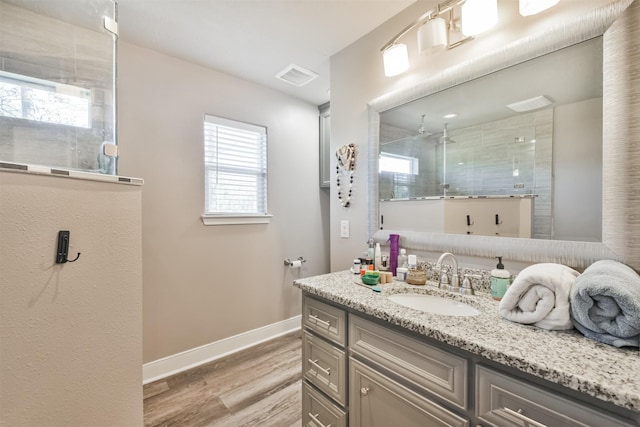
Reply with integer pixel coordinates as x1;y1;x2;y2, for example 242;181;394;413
0;161;144;186
142;315;302;384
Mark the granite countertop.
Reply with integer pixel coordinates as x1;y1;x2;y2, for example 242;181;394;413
293;271;640;413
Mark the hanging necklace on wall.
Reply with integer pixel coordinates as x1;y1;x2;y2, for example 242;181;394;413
336;143;356;208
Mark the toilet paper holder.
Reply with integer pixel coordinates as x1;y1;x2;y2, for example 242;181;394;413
284;257;307;266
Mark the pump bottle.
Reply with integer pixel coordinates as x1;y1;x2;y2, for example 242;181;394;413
490;256;511;300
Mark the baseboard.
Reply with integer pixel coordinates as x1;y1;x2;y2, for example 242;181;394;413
142;315;301;384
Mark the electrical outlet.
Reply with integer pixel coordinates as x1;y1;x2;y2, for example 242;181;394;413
340;220;350;238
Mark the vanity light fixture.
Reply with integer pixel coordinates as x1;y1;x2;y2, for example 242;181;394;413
380;0;504;77
383;43;410;77
519;0;560;16
461;0;498;36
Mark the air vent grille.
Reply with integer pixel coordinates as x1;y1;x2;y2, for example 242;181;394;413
275;64;318;87
507;95;553;112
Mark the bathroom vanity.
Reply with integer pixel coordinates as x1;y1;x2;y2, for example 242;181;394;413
295;271;640;427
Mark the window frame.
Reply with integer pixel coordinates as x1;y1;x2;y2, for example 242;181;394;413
201;114;272;226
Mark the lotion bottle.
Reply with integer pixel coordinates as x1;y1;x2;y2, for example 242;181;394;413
490;256;511;300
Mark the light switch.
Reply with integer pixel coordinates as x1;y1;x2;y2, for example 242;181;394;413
340;220;350;238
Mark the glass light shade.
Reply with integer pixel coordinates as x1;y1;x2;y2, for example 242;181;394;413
519;0;560;16
417;17;447;55
383;43;409;77
461;0;498;36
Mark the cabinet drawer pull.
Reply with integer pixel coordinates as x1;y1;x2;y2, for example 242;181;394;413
309;358;331;375
310;314;331;328
308;412;332;427
360;386;370;396
503;407;548;427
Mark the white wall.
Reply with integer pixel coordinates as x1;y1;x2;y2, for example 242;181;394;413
329;0;611;271
117;42;330;363
0;172;143;426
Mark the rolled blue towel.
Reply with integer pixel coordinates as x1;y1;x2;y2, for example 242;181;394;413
570;260;640;347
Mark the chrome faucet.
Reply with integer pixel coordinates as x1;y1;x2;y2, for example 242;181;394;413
436;252;461;291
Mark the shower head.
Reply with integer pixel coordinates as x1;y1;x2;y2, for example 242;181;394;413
440;123;456;144
418;114;428;135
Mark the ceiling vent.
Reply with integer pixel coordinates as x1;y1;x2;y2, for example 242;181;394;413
275;64;318;87
507;95;553;112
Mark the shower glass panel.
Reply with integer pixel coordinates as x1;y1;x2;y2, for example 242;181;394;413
0;0;118;174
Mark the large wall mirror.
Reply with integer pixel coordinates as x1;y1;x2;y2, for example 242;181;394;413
368;0;639;269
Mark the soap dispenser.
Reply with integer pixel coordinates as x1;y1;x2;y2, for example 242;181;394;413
490;256;511;301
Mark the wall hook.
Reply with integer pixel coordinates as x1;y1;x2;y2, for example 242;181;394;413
67;252;81;263
55;230;81;264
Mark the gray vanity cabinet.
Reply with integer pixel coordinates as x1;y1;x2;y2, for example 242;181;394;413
302;296;348;427
301;293;638;427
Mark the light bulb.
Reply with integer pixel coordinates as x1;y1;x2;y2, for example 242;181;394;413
519;0;560;16
461;0;498;36
417;17;447;55
383;44;409;77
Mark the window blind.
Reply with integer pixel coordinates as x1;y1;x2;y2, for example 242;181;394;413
204;115;267;215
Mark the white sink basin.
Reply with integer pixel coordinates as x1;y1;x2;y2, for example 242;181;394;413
388;294;481;317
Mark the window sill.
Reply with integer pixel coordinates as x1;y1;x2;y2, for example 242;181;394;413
201;214;273;226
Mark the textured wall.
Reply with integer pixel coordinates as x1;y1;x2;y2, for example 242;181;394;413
603;0;640;267
0;171;143;426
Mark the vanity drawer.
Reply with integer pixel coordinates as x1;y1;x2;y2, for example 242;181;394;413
303;295;346;346
303;381;347;427
350;357;469;427
303;330;347;406
476;365;635;427
349;314;468;410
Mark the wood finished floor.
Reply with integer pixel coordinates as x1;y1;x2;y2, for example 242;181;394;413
143;332;302;427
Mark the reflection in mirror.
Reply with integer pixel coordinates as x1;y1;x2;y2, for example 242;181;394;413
379;37;603;242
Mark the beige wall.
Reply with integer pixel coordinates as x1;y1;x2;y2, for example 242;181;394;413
329;0;611;271
117;42;330;363
0;172;142;426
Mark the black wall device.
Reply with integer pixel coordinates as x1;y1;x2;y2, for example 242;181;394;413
56;230;80;264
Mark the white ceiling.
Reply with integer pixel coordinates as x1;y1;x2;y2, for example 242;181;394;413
6;0;416;105
115;0;417;106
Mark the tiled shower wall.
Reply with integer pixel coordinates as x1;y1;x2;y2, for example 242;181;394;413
444;109;553;239
0;1;115;172
379;108;553;238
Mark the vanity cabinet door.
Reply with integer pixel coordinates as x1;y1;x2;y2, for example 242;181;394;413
476;365;635;427
350;314;468;411
349;358;469;427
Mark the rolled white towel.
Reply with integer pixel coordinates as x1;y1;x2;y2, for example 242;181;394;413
499;263;580;330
